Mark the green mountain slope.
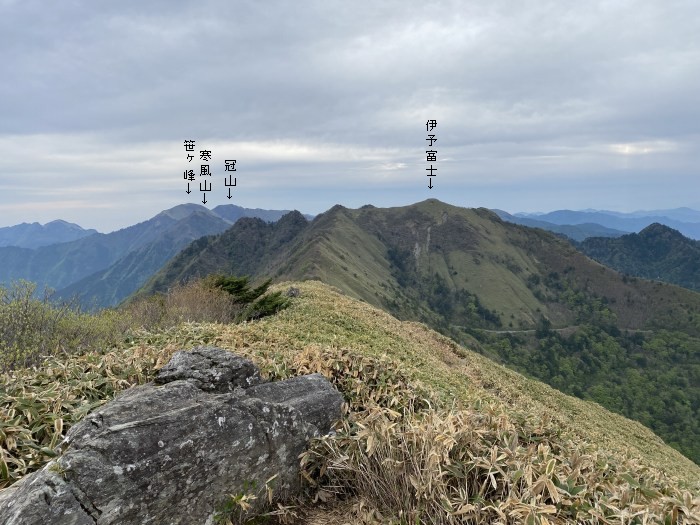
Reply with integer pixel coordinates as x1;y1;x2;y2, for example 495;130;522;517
138;199;700;463
580;223;700;292
137;210;311;297
252;281;700;482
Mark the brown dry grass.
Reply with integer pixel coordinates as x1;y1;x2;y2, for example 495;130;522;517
123;279;242;328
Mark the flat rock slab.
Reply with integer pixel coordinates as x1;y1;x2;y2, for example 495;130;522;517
0;347;344;525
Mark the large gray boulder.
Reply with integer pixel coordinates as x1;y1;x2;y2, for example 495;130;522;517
0;347;344;525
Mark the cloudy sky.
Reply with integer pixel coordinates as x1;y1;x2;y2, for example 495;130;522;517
1;0;699;232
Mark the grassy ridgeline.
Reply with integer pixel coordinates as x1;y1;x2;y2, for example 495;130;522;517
1;280;699;523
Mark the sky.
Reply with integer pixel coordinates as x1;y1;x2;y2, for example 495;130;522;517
1;0;699;233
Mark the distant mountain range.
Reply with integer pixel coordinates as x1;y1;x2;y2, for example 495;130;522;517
509;208;700;240
493;210;626;241
0;204;311;307
494;208;700;292
211;204;313;223
0;220;97;249
568;207;700;222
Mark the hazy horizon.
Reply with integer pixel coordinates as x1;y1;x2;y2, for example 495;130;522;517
4;200;700;235
3;1;699;232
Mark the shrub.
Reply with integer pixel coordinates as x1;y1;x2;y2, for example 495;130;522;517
207;275;290;322
161;280;241;325
122;280;239;329
0;281;128;372
124;275;290;330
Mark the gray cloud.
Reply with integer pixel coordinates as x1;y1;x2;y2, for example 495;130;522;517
1;0;698;230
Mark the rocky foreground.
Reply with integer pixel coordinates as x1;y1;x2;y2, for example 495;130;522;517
0;347;343;524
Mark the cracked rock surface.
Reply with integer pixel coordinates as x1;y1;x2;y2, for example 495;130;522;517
0;347;344;525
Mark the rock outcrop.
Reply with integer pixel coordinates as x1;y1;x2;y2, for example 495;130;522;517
0;347;344;525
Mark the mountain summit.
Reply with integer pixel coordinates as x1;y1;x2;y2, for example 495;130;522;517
581;223;700;291
0;203;311;307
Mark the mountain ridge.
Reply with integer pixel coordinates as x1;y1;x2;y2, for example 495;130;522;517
136;199;700;463
141;199;700;333
0;220;98;249
0;203;313;307
56;210;233;306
